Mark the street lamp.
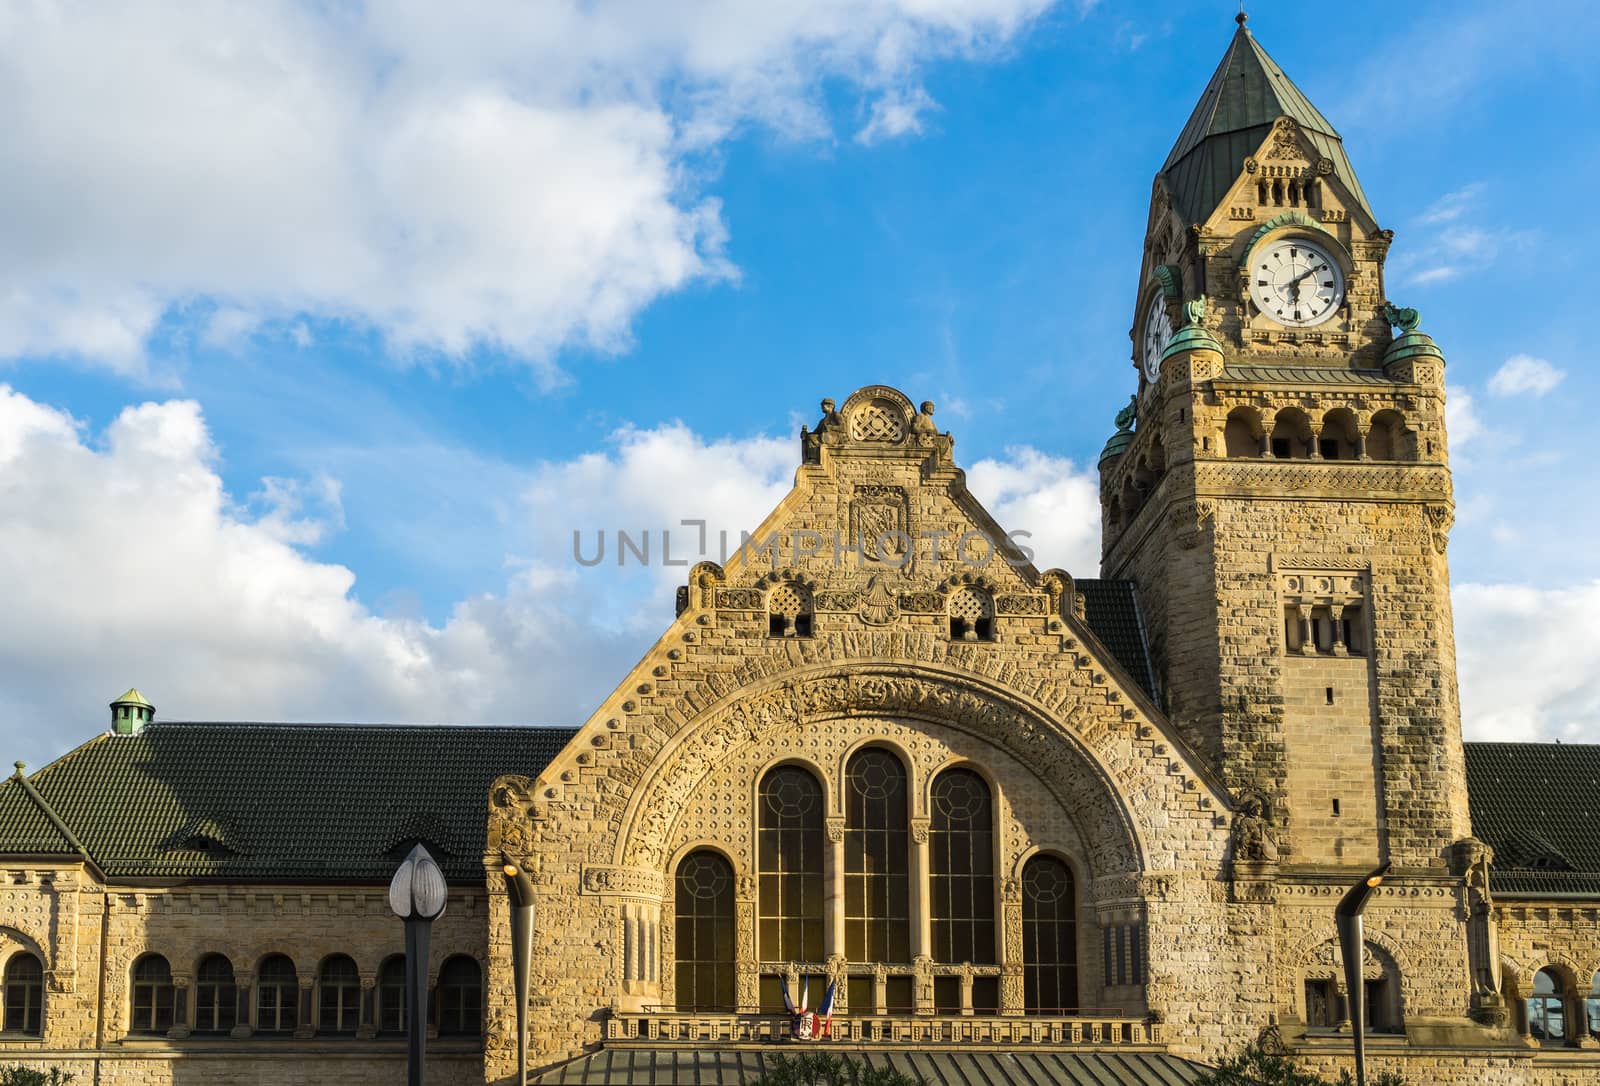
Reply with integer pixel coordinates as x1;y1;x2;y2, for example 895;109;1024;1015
1335;862;1390;1086
390;844;448;1086
502;855;536;1086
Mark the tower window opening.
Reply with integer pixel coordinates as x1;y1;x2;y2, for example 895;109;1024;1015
1271;438;1291;459
948;587;996;643
1325;687;1335;705
1311;607;1335;652
1332;798;1341;816
1341;604;1365;655
1258;179;1269;204
767;582;813;639
1319;439;1339;460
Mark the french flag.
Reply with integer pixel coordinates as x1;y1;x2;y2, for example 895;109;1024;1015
815;979;837;1039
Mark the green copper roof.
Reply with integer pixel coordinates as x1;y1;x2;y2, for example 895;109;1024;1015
1161;323;1223;361
1160;20;1373;227
111;688;153;709
1383;330;1444;367
1464;742;1600;897
0;723;576;881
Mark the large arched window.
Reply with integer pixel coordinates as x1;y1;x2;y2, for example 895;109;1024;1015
3;953;43;1035
845;749;910;962
757;765;825;964
436;956;483;1037
377;956;406;1035
1587;971;1600;1038
317;955;360;1035
194;954;237;1034
930;769;995;966
674;850;736;1011
256;955;298;1035
1021;856;1077;1015
130;953;175;1035
1529;968;1566;1041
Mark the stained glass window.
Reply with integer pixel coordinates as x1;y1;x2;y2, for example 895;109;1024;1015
845;749;910;962
675;850;736;1011
758;766;825;963
930;768;995;966
1022;856;1077;1014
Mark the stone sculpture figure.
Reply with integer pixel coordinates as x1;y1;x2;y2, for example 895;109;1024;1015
1232;794;1278;864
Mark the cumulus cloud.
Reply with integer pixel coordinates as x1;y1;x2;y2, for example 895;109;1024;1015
966;448;1102;574
0;0;1054;377
0;386;1098;769
1454;581;1600;743
1446;385;1484;448
1390;182;1532;287
1488;354;1566;398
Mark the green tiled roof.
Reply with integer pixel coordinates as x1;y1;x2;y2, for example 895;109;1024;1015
0;723;576;882
1078;579;1160;703
1160;22;1373;228
1464;742;1600;897
536;1048;1205;1084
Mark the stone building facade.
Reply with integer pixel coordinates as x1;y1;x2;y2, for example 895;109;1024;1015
1;15;1598;1086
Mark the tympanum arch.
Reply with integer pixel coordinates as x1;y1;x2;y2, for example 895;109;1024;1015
611;661;1211;882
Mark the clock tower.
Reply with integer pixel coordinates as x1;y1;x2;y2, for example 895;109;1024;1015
1098;14;1470;871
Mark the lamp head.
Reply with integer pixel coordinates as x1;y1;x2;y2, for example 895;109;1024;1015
389;843;448;921
1336;861;1392;920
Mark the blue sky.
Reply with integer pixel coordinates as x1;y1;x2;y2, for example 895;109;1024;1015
2;0;1597;767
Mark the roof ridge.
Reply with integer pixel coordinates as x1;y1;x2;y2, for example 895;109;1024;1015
9;767;95;867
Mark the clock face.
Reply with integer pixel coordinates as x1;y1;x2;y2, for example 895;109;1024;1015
1141;295;1173;381
1248;237;1344;327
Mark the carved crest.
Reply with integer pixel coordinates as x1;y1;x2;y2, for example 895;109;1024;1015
1264;117;1307;162
850;486;909;564
857;576;900;626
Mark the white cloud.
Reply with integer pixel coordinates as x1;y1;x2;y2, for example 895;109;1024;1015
0;385;1098;769
1454;581;1600;743
0;0;1054;377
966;448;1102;574
1415;183;1486;226
1446;385;1483;448
1488;354;1566;398
1390;182;1533;287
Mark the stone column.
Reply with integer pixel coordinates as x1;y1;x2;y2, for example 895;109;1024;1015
294;978;315;1038
1294;604;1315;655
911;819;932;961
826;818;846;962
1308;422;1324;459
1259;410;1277;457
1355;427;1369;461
230;977;253;1038
356;974;377;1040
1000;878;1024;1015
167;976;191;1040
1329;604;1348;656
735;878;758;1012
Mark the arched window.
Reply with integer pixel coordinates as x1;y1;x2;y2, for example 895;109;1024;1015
845;749;910;963
757;766;825;964
436;956;482;1037
317;955;360;1035
377;956;406;1035
1224;408;1264;458
3;953;43;1035
1587;971;1600;1038
130;954;174;1035
194;954;237;1034
256;955;298;1035
947;588;995;642
1529;968;1566;1041
1022;856;1077;1015
1366;409;1407;461
930;769;995;966
674;850;735;1011
1320;408;1360;460
1270;408;1312;459
768;582;813;638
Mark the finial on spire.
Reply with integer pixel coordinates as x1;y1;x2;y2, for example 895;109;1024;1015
1236;6;1248;28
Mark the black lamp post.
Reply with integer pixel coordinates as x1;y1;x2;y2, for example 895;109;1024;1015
502;855;536;1086
1335;862;1390;1086
390;844;448;1086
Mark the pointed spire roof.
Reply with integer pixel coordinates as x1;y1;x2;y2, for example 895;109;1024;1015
1160;15;1374;227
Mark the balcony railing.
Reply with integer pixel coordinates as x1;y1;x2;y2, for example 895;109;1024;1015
606;1011;1163;1047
